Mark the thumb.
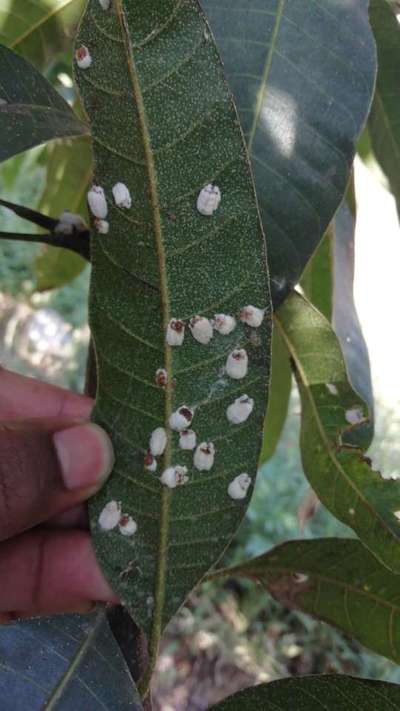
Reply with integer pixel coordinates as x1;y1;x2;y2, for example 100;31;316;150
0;421;114;541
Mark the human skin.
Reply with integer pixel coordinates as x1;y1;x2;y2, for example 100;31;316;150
0;366;119;623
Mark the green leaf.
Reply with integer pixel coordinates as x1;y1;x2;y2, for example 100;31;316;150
275;292;400;573
0;44;88;163
209;675;400;710
0;611;143;710
369;0;400;216
259;327;291;465
0;0;85;69
333;203;374;415
75;0;271;662
202;0;377;305
214;537;400;664
35;135;92;290
301;230;333;322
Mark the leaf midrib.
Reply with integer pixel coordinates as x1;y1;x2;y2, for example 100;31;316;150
115;0;172;683
274;306;396;548
247;0;285;153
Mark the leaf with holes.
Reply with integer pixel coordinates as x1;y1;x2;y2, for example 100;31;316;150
74;0;271;669
0;45;88;163
209;675;400;710
0;611;143;711
275;292;400;573
211;537;400;664
0;0;85;69
202;0;376;306
369;0;400;218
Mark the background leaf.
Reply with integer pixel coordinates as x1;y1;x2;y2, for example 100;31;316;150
203;0;377;305
0;45;87;163
369;0;400;217
275;292;400;573
259;328;291;465
214;537;400;664
209;675;400;710
0;0;85;69
301;229;333;321
0;611;143;710
35;135;92;290
75;0;271;654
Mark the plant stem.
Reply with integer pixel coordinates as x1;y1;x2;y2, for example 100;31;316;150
0;230;90;260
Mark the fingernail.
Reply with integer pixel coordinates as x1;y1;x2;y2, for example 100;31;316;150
53;424;115;491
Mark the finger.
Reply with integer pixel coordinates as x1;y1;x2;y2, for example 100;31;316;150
44;504;89;530
0;367;94;420
0;422;114;540
0;530;119;615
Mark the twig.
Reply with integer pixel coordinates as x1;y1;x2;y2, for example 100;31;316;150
0;230;90;261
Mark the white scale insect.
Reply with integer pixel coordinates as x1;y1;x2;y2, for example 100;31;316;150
94;218;110;234
228;473;252;500
87;185;108;219
55;211;87;236
179;430;197;450
149;427;167;457
75;46;92;70
98;500;121;530
226;349;248;380
166;319;185;346
240;305;265;328
189;316;213;345
119;515;137;537
226;395;254;424
213;313;236;335
161;466;189;489
194;442;215;471
196;184;221;216
112;182;132;209
169;406;194;431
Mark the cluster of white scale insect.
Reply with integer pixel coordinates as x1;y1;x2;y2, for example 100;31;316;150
77;26;267;537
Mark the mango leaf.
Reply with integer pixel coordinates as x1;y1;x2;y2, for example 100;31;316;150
333;203;374;415
35;135;92;290
0;45;88;163
369;0;400;217
0;0;85;69
75;0;271;665
301;230;333;322
209;675;400;710
0;611;143;710
275;292;400;573
203;0;377;306
259;328;291;465
212;537;400;664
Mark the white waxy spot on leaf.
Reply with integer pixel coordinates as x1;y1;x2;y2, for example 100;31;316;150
189;316;213;345
228;473;252;500
226;395;254;424
169;406;194;431
75;45;92;69
213;313;236;335
345;407;365;425
196;183;221;216
240;305;265;328
326;383;339;396
119;515;137;536
394;511;400;521
155;368;168;387
87;185;108;219
149;427;167;457
179;429;197;450
144;452;157;472
98;500;121;530
293;573;309;584
55;211;87;236
166;319;185;346
112;182;132;209
161;465;189;488
194;442;215;471
94;218;110;234
98;0;111;9
226;349;248;380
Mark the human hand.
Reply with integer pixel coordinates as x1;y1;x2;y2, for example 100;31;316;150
0;367;118;623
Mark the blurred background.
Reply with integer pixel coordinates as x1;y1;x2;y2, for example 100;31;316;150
0;145;399;710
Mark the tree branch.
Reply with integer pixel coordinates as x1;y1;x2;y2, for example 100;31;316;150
0;230;90;261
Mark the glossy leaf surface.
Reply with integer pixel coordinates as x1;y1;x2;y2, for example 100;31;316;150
215;537;400;664
0;45;88;163
369;0;400;216
259;327;291;465
203;0;376;305
75;0;271;647
210;675;400;710
276;292;400;573
0;0;85;69
0;611;142;710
